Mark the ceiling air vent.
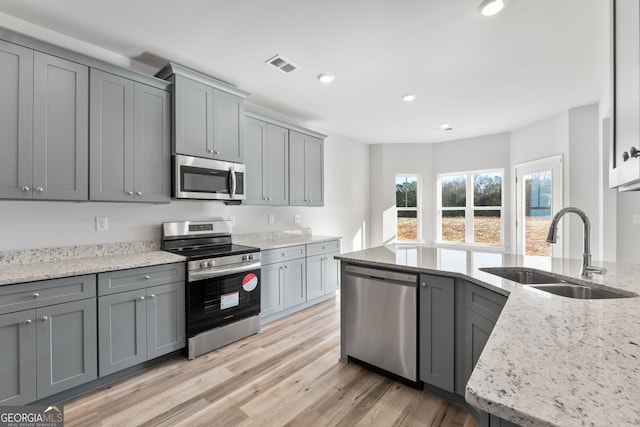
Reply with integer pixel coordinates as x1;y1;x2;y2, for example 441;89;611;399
266;55;299;74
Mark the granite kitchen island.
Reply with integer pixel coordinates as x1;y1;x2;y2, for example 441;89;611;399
335;244;640;427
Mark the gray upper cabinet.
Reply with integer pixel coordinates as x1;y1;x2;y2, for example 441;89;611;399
244;116;289;205
289;130;324;206
419;274;455;393
610;0;640;190
0;40;89;201
90;69;170;203
156;62;248;163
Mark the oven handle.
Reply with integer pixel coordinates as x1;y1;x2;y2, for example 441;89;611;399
188;261;261;282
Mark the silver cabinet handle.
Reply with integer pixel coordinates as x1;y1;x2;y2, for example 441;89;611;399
144;275;151;279
24;319;32;325
32;293;40;298
149;294;155;299
35;187;43;192
214;150;220;155
229;166;237;199
284;265;289;269
127;191;134;196
139;296;145;300
136;191;142;196
421;283;427;287
21;186;30;191
40;316;48;322
207;149;214;153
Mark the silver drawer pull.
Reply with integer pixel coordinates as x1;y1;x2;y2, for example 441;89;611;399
24;319;32;325
32;293;40;298
139;296;145;300
149;294;155;299
136;191;142;196
144;275;151;279
21;186;30;191
35;187;43;192
40;316;48;322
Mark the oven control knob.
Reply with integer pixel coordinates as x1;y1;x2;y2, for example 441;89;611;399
249;254;255;260
200;261;209;269
242;255;248;261
207;260;215;268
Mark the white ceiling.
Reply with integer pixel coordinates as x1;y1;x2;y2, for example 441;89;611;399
0;0;609;144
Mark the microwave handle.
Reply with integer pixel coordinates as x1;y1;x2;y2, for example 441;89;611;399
229;166;237;199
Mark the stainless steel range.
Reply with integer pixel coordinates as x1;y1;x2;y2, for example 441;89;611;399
161;220;261;359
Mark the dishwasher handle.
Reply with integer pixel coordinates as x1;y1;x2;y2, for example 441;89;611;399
344;264;418;286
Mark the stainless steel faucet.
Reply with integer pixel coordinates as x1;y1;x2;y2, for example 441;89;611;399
545;207;607;278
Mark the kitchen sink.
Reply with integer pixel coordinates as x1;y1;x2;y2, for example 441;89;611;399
527;284;628;299
480;267;567;284
480;267;634;299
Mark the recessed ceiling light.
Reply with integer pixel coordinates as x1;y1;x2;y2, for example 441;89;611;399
317;73;335;83
402;93;417;102
479;0;505;16
440;124;453;131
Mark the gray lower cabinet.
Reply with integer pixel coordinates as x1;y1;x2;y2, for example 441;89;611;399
261;245;307;319
0;275;97;405
0;40;89;201
261;262;285;317
283;258;306;308
97;264;185;376
306;241;340;300
244;117;289;205
419;274;455;392
289;130;324;206
90;69;170;202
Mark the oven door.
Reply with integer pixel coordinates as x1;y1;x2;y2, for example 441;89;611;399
174;154;245;200
187;264;260;337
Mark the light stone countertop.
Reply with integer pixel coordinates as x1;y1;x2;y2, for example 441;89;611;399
0;242;186;286
335;244;640;427
234;228;341;250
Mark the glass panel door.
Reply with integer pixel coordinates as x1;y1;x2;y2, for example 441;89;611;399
515;156;563;257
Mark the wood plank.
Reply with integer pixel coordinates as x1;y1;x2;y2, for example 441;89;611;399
63;297;477;427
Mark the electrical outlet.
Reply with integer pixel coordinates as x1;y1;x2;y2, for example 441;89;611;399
294;214;301;223
268;214;275;224
95;216;108;231
633;214;640;224
230;216;236;226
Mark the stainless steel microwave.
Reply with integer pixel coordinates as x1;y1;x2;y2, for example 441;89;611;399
173;154;245;201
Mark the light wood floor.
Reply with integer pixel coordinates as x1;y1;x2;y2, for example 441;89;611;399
63;296;478;427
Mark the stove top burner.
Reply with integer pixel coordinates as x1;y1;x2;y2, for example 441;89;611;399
168;244;259;261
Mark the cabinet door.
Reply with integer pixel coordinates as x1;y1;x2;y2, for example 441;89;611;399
265;123;289;205
0;310;36;405
261;262;285;317
0;40;33;200
289;130;306;205
213;89;244;163
305;135;324;206
33;52;88;201
463;309;496;389
89;69;135;201
36;299;97;398
306;254;324;301
283;258;306;309
98;289;146;376
174;75;214;158
134;83;171;203
244;117;267;204
324;251;340;295
146;282;185;359
419;274;455;392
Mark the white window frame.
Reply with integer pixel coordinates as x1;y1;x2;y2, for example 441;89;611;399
437;169;504;248
395;174;422;243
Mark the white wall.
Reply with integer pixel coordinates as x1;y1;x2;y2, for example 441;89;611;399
0;18;371;254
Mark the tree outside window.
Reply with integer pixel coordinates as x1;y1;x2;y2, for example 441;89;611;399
438;170;503;245
396;175;420;241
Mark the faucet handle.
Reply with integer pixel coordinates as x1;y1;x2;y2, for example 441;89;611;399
586;265;607;276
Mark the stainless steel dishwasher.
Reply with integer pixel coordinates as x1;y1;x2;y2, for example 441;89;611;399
343;263;418;382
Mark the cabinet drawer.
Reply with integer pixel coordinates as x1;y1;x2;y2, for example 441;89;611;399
261;245;306;264
0;275;96;315
98;263;185;296
465;282;507;322
306;240;340;256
